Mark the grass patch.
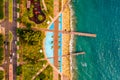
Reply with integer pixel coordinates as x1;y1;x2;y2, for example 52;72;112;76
9;0;13;22
0;0;4;19
35;65;53;80
20;42;49;80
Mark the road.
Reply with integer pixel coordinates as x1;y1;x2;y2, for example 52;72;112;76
10;0;17;79
0;0;10;80
0;0;17;80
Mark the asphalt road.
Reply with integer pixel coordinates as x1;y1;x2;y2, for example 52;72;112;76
10;0;17;79
0;0;17;79
2;1;10;80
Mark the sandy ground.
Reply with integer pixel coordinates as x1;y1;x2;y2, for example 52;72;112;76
62;0;71;79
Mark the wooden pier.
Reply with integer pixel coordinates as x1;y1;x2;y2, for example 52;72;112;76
39;52;85;61
59;30;96;37
32;28;97;37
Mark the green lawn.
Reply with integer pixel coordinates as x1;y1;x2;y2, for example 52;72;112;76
35;65;53;80
0;0;4;19
9;0;13;22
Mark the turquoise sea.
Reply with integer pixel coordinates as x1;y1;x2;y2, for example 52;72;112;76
71;0;120;80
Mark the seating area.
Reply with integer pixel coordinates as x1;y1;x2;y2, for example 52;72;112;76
27;0;46;24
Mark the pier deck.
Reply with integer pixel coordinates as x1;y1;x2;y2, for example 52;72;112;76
39;52;85;61
32;28;97;37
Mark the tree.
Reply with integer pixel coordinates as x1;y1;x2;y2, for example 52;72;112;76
26;23;31;29
17;28;44;45
17;8;20;12
17;18;21;22
17;65;22;75
16;28;23;35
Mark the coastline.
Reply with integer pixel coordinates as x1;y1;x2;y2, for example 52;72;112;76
43;0;72;79
62;0;71;79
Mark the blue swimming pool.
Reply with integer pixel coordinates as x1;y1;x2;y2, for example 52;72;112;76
45;14;62;72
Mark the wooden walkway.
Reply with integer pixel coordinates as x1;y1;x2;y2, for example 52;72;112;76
39;52;85;61
53;0;59;80
32;28;97;37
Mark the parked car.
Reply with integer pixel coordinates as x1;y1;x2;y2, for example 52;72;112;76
9;56;12;63
15;41;17;45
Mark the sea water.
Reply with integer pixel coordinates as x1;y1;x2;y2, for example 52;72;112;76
71;0;120;80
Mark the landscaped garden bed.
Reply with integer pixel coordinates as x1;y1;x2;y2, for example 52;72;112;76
18;0;53;28
27;0;46;24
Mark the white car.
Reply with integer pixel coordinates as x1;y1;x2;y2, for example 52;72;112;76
15;41;17;45
10;58;12;63
9;56;12;63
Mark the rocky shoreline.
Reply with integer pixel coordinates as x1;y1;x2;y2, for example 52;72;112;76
62;0;71;79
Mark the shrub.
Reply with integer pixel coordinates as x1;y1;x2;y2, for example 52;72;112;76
38;15;44;21
17;65;22;75
17;8;20;12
